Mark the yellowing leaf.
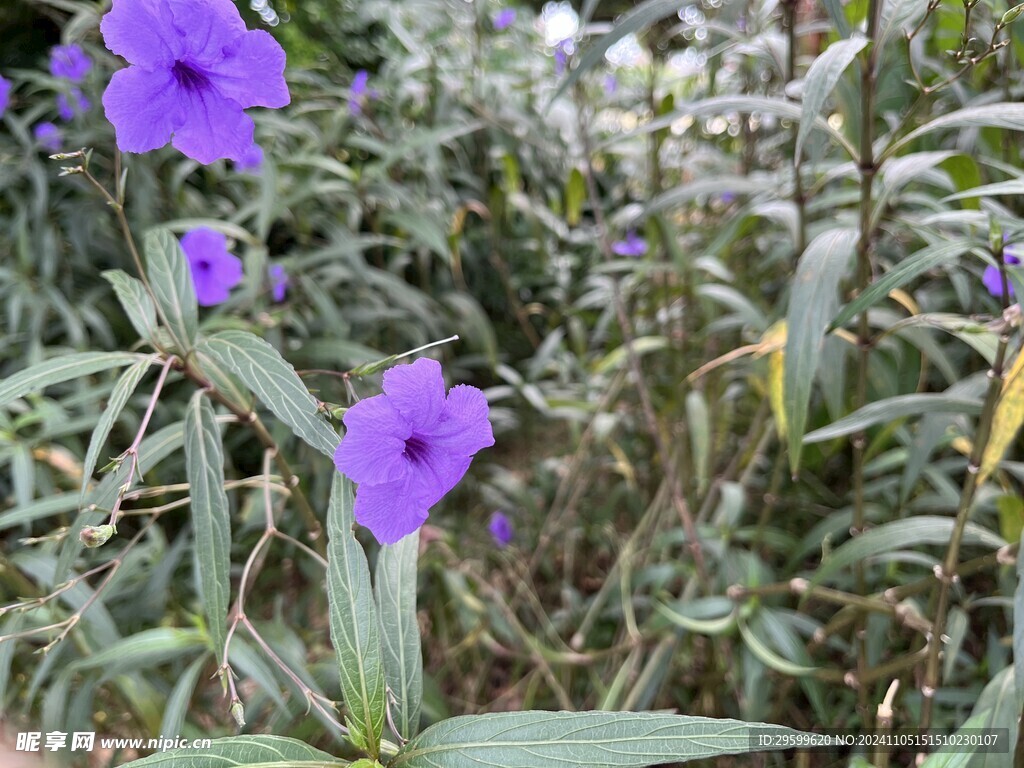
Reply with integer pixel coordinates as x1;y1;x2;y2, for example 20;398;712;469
996;495;1024;544
762;321;788;440
979;347;1024;485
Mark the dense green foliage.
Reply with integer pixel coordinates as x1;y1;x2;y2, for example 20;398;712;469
4;0;1024;766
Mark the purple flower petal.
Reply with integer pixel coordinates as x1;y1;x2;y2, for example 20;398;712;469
983;252;1021;299
168;0;247;64
489;512;513;547
103;66;184;153
101;0;180;68
418;384;495;455
383;358;447;431
181;228;243;306
49;44;91;83
171;86;255;164
603;73;618;95
34;122;61;151
353;479;431;546
352;70;369;97
204;30;291;109
56;93;73;121
268;263;288;301
335;395;413;486
0;76;10;117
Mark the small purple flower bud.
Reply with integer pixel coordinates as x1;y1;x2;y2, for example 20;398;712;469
493;8;516;30
488;511;513;548
181;228;244;307
34;122;62;151
612;230;648;258
269;263;288;302
234;143;264;175
720;191;736;205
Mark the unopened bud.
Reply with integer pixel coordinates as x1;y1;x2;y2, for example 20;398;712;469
1002;3;1024;26
230;699;245;727
79;525;114;549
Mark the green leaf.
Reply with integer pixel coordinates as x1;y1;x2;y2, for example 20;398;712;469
685;391;710;496
566;168;586;227
80;356;157;502
184;392;232;668
102;269;160;345
68;627;206;679
144;228;198;351
783;228;858;473
114;735;345;768
737;614;818;677
199;330;339;458
0;352;145;408
813;517;1006;585
375;531;423;741
803;393;983;443
393;711;806;768
887;104;1024;158
326;475;387;758
161;654;208;740
797;37;868;159
829;239;973;330
941;178;1024;203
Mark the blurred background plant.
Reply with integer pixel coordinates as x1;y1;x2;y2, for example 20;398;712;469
3;0;1024;766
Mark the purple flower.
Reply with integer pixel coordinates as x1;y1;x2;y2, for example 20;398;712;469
56;88;91;121
269;264;288;302
554;39;572;75
100;0;290;165
488;512;513;548
612;230;648;258
720;191;736;205
234;143;264;174
983;250;1022;299
0;76;10;117
181;228;244;306
333;358;494;545
50;44;91;83
349;70;378;116
493;8;516;30
34;122;61;151
603;73;618;95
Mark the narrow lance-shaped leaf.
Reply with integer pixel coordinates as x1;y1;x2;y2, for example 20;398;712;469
184;392;232;668
199;330;339;457
887;104;1024;158
796;37;868;159
375;530;423;740
803;393;983;444
0;352;145;408
112;735;346;768
144;227;199;351
392;711;807;768
80;356;157;502
102;269;160;345
979;346;1024;486
327;474;387;757
784;228;857;473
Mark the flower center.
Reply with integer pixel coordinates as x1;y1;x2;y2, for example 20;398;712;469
404;436;429;464
171;61;210;91
196;258;211;271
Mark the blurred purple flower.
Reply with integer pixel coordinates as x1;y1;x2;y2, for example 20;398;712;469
234;143;264;174
737;15;747;34
493;8;516;30
554;38;572;75
488;511;513;548
56;88;90;121
34;122;61;151
720;191;736;205
603;73;618;95
50;44;91;83
100;0;290;164
0;76;10;117
333;358;494;545
983;250;1022;299
612;230;647;258
349;69;379;116
269;263;288;302
181;228;244;306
